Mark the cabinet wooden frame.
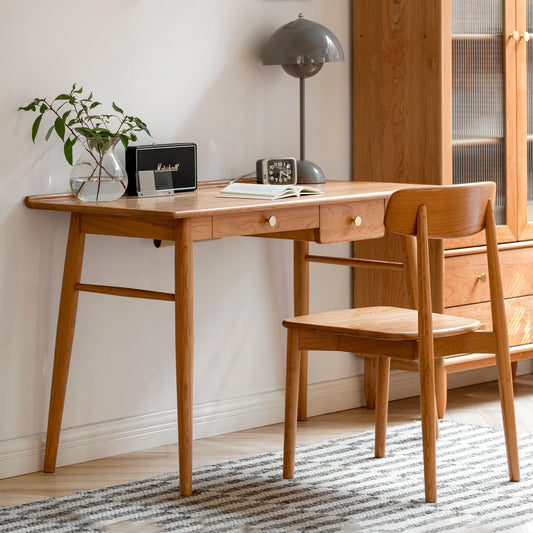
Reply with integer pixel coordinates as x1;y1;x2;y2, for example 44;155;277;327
516;0;533;239
352;0;533;414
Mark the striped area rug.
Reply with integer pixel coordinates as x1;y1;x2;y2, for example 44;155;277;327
1;420;532;532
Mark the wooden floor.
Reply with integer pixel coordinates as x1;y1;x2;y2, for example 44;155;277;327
1;374;533;508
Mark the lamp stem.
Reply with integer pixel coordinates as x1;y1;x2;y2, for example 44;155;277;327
299;77;305;161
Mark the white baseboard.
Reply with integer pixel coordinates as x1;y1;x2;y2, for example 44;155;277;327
1;360;531;480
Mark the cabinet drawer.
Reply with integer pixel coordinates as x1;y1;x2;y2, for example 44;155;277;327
444;247;533;307
212;205;319;238
446;295;533;347
318;199;385;244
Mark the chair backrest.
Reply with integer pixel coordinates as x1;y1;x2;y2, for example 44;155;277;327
383;181;505;369
384;182;496;239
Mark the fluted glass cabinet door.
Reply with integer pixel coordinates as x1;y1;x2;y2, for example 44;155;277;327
452;0;508;228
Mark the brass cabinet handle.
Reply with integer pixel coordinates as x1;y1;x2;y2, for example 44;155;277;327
477;273;487;283
266;215;277;227
509;30;530;41
352;216;362;227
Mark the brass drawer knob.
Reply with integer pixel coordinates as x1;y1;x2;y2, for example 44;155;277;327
477;273;487;283
266;215;277;227
510;29;530;41
352;216;362;227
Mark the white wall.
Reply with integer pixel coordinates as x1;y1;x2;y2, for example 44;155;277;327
0;0;360;477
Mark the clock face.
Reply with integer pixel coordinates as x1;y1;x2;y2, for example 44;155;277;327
257;158;297;185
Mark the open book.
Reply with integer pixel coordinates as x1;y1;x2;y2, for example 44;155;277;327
217;182;323;200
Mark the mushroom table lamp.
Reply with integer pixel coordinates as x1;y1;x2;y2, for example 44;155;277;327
262;13;344;184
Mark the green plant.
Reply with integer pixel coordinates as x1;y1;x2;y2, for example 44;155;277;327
19;83;151;165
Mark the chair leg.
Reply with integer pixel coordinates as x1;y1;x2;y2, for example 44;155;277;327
364;357;377;409
435;364;447;419
375;356;390;458
419;357;437;503
494;347;520;482
485;201;520;482
283;328;301;479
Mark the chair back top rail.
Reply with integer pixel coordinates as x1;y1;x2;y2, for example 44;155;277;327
385;182;496;239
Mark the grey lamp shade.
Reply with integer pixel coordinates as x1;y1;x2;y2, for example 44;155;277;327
262;14;344;78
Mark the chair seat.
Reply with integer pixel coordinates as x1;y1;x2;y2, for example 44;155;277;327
282;306;482;340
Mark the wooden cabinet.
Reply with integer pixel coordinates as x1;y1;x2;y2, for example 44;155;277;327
353;0;533;413
444;245;533;306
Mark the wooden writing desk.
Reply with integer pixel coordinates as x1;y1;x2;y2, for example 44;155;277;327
25;180;416;496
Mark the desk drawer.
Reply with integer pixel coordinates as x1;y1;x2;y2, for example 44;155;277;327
318;199;385;244
446;295;533;347
212;205;319;238
444;247;533;307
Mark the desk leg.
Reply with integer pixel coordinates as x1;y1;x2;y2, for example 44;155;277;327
294;240;309;421
44;213;85;472
174;219;194;496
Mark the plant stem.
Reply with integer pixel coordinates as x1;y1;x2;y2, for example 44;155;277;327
43;93;116;179
42;98;105;171
112;115;128;138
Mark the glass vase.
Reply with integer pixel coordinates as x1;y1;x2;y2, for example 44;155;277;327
69;137;128;202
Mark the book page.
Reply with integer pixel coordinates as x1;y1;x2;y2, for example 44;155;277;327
217;183;322;199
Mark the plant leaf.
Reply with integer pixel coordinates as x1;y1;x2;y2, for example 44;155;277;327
112;102;124;114
18;99;39;112
133;117;151;135
31;114;43;142
45;124;55;141
64;137;75;165
118;134;129;150
54;117;65;140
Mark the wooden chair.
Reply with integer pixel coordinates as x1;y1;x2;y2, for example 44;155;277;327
282;182;520;503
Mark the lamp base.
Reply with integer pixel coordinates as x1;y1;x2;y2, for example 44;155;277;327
296;159;326;184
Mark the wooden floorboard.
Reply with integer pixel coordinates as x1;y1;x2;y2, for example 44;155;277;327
1;374;532;508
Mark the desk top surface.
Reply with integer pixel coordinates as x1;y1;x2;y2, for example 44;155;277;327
25;180;422;220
